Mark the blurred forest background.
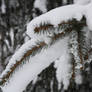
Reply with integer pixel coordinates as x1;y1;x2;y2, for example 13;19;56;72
1;0;92;92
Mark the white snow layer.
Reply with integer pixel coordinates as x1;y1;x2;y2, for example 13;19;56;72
85;3;92;30
27;4;85;38
74;0;91;5
1;37;69;92
34;0;47;13
1;2;92;92
54;48;71;90
0;39;38;78
27;3;92;38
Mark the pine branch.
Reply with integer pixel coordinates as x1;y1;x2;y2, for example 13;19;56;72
34;18;86;35
69;30;84;85
69;31;83;70
72;59;75;80
0;17;87;86
84;48;92;60
84;48;92;65
0;42;46;85
34;23;53;33
0;26;73;85
77;32;84;70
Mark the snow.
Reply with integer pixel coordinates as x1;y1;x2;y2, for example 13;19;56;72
43;36;52;45
34;0;47;13
69;31;83;69
1;1;92;91
0;39;38;78
74;0;91;5
10;28;14;47
1;37;69;92
85;3;92;30
69;31;83;84
27;3;92;39
75;71;82;84
1;0;6;14
62;0;67;5
54;46;71;90
27;4;85;38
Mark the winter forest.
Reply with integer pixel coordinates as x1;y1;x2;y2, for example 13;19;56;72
0;0;92;92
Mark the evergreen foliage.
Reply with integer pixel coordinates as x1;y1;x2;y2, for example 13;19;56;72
0;0;92;92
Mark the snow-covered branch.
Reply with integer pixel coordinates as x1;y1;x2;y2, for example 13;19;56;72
0;2;92;92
